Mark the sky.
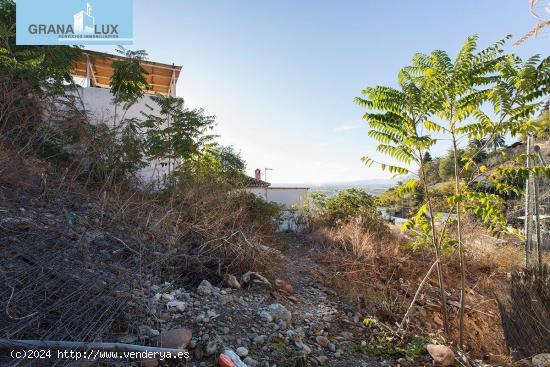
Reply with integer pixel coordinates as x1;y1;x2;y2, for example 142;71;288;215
88;0;550;184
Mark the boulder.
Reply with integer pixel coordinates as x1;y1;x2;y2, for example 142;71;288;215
426;344;455;366
158;328;192;349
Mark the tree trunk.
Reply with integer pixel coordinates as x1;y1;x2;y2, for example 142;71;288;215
451;133;466;349
419;156;450;336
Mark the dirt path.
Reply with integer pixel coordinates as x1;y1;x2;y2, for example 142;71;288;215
144;234;400;366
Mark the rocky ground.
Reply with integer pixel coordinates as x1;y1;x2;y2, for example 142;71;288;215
133;236;457;367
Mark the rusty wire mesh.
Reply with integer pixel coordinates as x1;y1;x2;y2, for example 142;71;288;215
497;266;550;359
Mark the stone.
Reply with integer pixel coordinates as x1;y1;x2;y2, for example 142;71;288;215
160;293;175;301
254;335;267;345
218;294;233;305
340;331;353;340
268;303;292;323
426;344;455;366
243;356;259;367
166;300;186;312
142;358;158;367
205;341;218;355
138;325;160;337
275;279;294;293
159;328;192;349
316;356;328;365
315;336;329;348
259;310;273;322
397;357;409;367
236;347;249;357
328;342;336;352
533;354;550;367
241;271;272;287
224;274;241;289
197;280;213;296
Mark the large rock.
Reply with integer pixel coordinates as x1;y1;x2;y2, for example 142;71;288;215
426;344;455;366
533;354;550;367
158;328;192;349
268;303;292;323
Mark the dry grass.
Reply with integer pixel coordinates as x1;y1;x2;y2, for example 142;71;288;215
0;141;282;351
308;218;526;363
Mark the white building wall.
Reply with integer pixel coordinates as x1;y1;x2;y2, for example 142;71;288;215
246;187;309;209
73;86;170;184
266;188;309;209
75;86;157;125
246;187;309;231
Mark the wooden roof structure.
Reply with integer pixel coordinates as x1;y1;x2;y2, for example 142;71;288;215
73;50;182;96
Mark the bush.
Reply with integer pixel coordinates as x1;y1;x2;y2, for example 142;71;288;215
304;188;383;228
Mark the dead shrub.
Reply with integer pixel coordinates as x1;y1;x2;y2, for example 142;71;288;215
309;218;519;362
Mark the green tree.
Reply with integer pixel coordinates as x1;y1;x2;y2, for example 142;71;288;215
402;37;550;347
0;0;80;150
355;69;451;334
110;47;149;126
465;138;488;164
491;134;505;152
357;35;550;347
183;144;247;186
438;150;456;180
406;35;509;347
141;95;216;178
423;152;432;162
